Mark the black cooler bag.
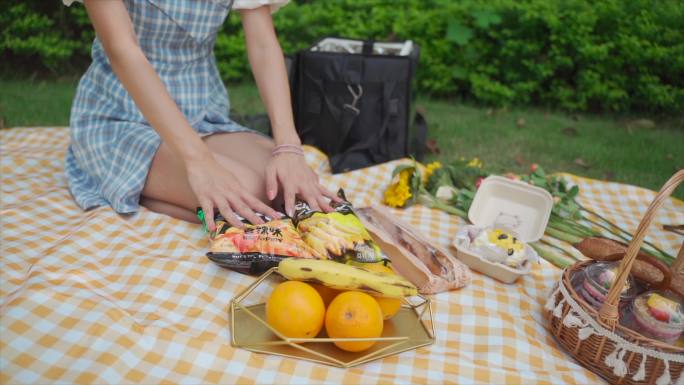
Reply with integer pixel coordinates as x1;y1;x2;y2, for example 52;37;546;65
291;39;426;173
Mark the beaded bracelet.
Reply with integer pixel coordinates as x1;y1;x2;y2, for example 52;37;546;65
271;144;304;157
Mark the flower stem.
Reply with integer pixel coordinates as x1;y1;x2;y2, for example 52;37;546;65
540;239;580;261
530;242;573;268
579;204;673;261
419;193;468;219
544;225;583;244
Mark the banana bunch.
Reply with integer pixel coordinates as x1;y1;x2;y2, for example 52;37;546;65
297;213;378;261
278;258;418;298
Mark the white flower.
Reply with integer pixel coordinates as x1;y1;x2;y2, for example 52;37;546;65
435;185;459;202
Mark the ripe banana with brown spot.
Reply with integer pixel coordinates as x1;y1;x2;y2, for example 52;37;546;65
278;258;418;298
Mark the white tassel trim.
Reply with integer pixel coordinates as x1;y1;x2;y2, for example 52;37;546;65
578;325;594;340
544;295;556;311
545;286;560;312
562;311;585;329
553;299;565;318
604;345;629;378
632;353;647;381
656;360;671;385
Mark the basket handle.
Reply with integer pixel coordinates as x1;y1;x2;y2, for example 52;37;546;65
672;241;684;274
598;170;684;327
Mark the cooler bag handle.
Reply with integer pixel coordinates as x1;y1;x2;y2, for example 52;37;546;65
330;81;398;172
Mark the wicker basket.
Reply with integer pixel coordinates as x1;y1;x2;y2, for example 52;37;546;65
545;170;684;385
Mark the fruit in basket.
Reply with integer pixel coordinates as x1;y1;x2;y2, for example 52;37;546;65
278;258;418;298
325;291;384;352
310;283;340;307
361;263;403;319
266;281;325;338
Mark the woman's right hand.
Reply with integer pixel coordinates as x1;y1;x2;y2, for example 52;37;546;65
185;154;281;231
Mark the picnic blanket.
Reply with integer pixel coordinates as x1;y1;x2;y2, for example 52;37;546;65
2;127;682;384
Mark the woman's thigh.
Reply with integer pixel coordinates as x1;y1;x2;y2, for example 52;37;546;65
203;131;274;177
141;132;270;211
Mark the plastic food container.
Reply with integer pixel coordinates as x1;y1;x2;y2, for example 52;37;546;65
576;261;638;310
630;290;684;344
452;176;553;283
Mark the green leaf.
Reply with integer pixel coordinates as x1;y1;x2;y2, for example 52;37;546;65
391;164;415;178
452;65;469;80
471;10;502;29
568;185;580;198
446;20;473;46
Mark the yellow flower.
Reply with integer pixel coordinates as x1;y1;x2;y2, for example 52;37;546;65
423;161;442;183
467;157;483;168
384;169;413;208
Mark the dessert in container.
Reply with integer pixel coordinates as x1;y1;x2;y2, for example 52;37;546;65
576;261;638;310
452;175;553;283
630;290;684;344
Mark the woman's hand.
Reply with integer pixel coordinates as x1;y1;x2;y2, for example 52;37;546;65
186;154;281;231
265;153;339;217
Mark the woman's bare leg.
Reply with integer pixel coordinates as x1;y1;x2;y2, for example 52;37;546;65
139;197;200;223
141;133;270;220
203;132;274;177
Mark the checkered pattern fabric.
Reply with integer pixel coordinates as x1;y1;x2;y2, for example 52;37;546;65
2;127;682;384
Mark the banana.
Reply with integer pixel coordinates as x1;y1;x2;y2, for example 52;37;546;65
297;216;328;232
278;258;418;298
308;226;351;252
327;220;363;236
317;222;363;246
316;221;354;239
303;234;330;258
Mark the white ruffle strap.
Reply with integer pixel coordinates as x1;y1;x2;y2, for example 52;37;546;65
656;360;671;385
632;353;647;381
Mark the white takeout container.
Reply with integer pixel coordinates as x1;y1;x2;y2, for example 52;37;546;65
452;175;553;283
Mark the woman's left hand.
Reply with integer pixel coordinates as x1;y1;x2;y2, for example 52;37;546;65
265;152;339;217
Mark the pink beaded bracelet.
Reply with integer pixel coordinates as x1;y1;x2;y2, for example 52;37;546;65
271;144;304;157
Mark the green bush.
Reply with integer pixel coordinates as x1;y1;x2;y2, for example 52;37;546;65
1;1;93;73
2;0;683;113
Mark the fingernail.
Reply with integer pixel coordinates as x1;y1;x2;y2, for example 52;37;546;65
287;209;293;217
267;190;275;200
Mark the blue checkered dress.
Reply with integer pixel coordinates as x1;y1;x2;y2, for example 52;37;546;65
66;0;257;214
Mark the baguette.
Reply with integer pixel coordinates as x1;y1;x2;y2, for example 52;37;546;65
357;206;470;294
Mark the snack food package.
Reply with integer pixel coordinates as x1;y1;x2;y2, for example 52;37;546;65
293;190;385;264
455;225;538;270
198;209;318;275
356;205;470;294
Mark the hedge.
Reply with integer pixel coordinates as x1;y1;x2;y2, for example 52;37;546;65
2;0;683;113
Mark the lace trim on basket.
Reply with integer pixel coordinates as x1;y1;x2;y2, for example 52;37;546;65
546;283;684;384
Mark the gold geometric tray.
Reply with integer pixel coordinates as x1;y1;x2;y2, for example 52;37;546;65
230;267;435;368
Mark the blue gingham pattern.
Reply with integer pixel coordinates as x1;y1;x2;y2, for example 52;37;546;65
66;0;254;214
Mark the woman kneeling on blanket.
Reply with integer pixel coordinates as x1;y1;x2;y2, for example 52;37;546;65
64;0;338;231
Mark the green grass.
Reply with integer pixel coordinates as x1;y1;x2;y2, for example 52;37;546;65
1;77;682;199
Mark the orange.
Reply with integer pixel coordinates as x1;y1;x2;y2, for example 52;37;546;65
310;283;340;307
361;263;403;320
266;281;325;338
325;291;384;352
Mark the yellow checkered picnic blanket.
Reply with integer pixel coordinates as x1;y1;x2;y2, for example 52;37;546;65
2;127;682;384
